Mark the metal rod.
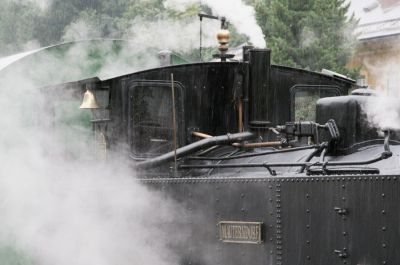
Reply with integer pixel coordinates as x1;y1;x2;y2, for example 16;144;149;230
199;0;203;61
179;153;391;170
187;145;318;160
171;73;178;176
238;99;243;132
232;141;282;148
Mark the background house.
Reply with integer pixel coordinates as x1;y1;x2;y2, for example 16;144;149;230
348;0;400;95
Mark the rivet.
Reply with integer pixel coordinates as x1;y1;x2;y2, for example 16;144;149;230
342;197;346;201
382;243;387;248
381;193;386;198
306;224;310;229
343;231;347;236
382;261;387;264
241;193;245;198
382;227;386;231
307;256;311;260
382;210;386;215
342;185;346;189
306;209;310;213
306;193;310;198
306;240;310;244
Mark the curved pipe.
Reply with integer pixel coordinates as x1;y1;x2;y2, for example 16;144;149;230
135;131;254;169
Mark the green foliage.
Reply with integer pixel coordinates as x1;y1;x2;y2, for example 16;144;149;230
0;0;360;76
0;1;42;56
253;0;359;78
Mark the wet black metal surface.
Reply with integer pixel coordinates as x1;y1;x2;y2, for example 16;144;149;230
142;175;400;265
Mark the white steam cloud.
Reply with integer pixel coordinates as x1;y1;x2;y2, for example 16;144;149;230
0;28;188;265
164;0;266;48
363;96;400;131
359;46;400;131
124;16;219;52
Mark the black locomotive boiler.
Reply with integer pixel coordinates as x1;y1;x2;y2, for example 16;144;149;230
43;38;400;265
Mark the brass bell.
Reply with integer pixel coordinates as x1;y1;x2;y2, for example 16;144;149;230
80;89;100;109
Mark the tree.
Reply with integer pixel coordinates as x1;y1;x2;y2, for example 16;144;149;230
0;1;42;56
253;0;359;77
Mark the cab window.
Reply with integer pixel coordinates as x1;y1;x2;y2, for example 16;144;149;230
128;80;184;158
290;85;341;121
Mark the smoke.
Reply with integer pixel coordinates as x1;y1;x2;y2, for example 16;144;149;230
164;0;266;48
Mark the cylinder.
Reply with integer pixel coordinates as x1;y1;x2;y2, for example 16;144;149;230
248;48;272;129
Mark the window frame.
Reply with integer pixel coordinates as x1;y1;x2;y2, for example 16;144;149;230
127;80;185;158
290;84;341;121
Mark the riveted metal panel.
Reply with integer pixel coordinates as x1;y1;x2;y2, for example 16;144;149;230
344;176;400;265
280;177;344;264
143;177;276;265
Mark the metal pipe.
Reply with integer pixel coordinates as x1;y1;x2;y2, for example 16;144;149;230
135;132;254;169
232;141;281;148
187;145;318;161
192;131;212;139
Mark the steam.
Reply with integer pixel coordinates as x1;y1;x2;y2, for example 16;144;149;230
124;16;219;52
164;0;266;48
28;0;51;10
363;96;400;131
0;29;187;265
360;46;400;131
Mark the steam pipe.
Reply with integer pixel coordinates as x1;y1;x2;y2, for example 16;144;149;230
135;132;254;169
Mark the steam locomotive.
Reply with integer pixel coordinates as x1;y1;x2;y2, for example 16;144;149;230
42;29;400;265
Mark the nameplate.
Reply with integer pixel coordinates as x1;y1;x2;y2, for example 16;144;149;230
218;221;263;244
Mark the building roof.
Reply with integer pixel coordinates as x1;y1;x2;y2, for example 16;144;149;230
350;0;400;40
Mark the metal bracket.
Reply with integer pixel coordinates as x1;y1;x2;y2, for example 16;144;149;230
263;163;277;176
334;207;349;216
334;248;348;258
